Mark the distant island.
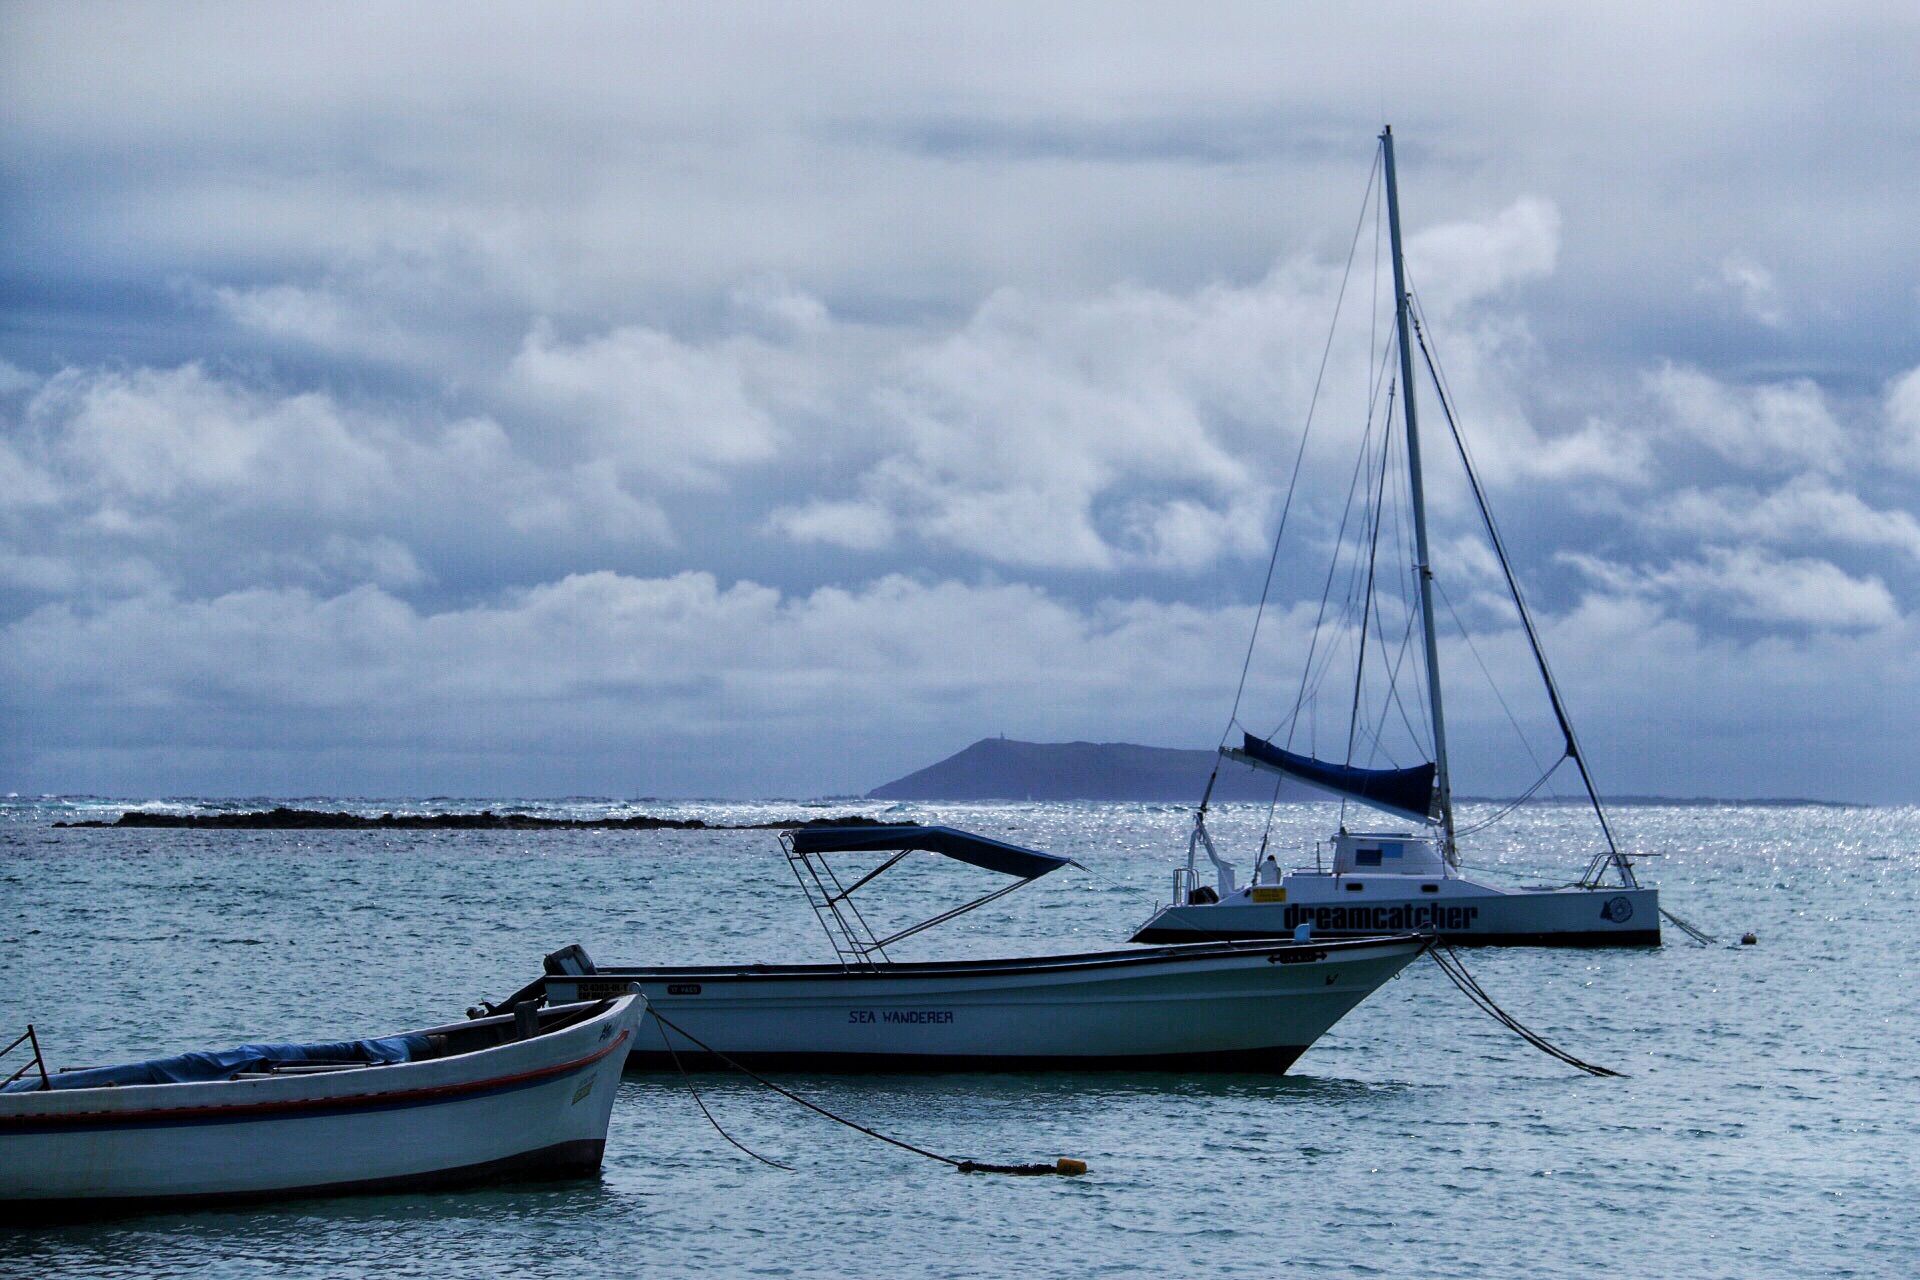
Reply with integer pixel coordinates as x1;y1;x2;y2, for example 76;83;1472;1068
867;738;1309;802
865;737;1857;806
53;808;891;831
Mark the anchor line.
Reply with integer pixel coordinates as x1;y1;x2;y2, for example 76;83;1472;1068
654;1017;793;1171
1427;945;1623;1078
645;1007;1076;1177
1659;907;1718;946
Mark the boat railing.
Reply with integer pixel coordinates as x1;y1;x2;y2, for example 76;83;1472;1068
2;1024;50;1091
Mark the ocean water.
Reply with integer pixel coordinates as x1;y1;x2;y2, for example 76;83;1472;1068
1;797;1914;1279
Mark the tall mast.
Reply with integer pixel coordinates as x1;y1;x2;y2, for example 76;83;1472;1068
1381;125;1456;859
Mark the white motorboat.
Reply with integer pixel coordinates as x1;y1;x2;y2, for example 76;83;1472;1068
1133;127;1659;948
0;993;641;1217
511;825;1427;1072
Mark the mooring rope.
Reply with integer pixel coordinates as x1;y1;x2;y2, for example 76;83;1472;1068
647;1007;1084;1177
1427;945;1623;1077
1659;907;1719;946
654;1018;793;1170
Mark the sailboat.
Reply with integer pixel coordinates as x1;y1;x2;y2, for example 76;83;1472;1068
1133;127;1659;948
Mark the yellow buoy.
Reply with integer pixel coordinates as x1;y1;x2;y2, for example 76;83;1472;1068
1055;1157;1088;1176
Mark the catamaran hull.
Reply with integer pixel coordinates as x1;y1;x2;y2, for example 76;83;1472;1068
0;997;639;1217
544;937;1426;1072
1133;887;1661;946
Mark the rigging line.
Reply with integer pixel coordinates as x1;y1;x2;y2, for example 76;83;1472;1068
1281;388;1383;747
1258;766;1289;858
1358;445;1425;771
1348;564;1422;773
1369;334;1434;762
1362;433;1429;764
1344;381;1396;768
1374;602;1426;763
1221;150;1383;757
1344;521;1420;771
1370;157;1384;426
1407;293;1623;868
1276;328;1402;747
1453;762;1563;838
1432;578;1557;786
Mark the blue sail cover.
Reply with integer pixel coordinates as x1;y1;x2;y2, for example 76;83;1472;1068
789;824;1082;879
1235;733;1438;825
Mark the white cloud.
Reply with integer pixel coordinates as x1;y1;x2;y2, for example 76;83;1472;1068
1656;474;1920;564
213;283;356;347
1716;255;1787;328
0;438;62;509
0;363;689;603
505;321;780;487
32;364;391;512
766;197;1593;571
1405;197;1559;320
1886;365;1920;473
1644;363;1845;474
765;499;895;551
0;359;39;396
0;573;1259;770
316;535;428;590
1563;545;1898;629
5;565;1915;800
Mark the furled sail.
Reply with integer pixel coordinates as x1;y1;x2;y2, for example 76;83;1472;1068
1226;732;1438;825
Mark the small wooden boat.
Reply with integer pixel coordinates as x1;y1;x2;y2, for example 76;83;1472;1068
0;993;641;1218
496;826;1427;1072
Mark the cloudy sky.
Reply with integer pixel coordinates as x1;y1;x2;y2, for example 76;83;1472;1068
3;3;1917;801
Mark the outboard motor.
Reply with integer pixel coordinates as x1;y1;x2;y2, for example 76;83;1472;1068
468;942;597;1019
544;943;597;977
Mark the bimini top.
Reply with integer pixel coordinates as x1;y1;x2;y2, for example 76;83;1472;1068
789;824;1083;880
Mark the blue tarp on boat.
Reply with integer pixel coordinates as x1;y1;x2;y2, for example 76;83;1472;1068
789;824;1082;879
1;1034;432;1093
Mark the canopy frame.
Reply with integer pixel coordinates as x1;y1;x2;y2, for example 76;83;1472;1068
780;825;1082;970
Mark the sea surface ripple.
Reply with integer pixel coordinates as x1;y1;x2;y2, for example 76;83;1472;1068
2;798;1915;1278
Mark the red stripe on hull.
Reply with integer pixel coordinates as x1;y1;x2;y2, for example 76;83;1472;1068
0;1030;629;1132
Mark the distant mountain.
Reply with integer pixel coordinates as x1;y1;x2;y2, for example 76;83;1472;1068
864;738;1857;806
866;738;1310;802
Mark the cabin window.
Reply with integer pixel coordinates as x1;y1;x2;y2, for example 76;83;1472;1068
1345;882;1365;892
1421;884;1439;893
1355;848;1383;866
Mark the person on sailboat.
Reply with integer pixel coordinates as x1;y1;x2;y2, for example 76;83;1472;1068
1256;855;1282;885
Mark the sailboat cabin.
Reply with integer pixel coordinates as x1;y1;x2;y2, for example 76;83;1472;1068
1331;832;1448;877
